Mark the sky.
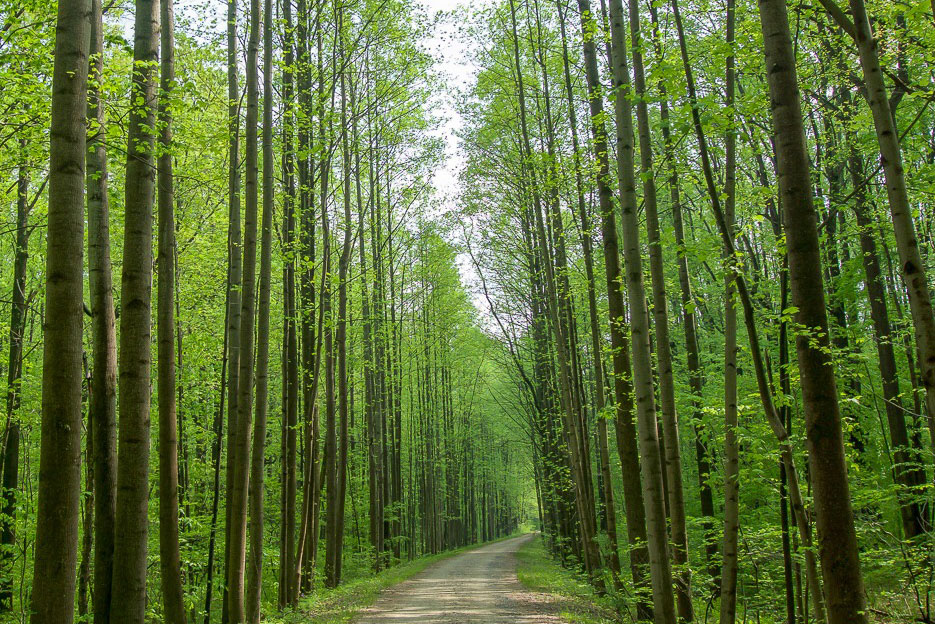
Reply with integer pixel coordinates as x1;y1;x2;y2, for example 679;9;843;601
414;0;498;319
166;0;493;316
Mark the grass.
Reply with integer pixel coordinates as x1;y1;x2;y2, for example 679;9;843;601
266;533;524;623
515;534;622;624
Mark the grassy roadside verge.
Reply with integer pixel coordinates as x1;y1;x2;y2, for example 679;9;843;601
267;533;525;623
515;534;620;624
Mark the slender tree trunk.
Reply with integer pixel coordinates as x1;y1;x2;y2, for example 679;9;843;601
623;0;692;616
720;0;744;624
823;0;935;444
334;23;353;585
719;0;740;620
509;0;603;590
221;0;243;618
607;0;677;619
757;1;868;621
0;142;28;613
555;0;622;582
87;2;118;621
562;0;651;614
111;0;159;620
279;0;299;607
157;0;186;620
227;0;260;617
848;151;927;538
245;0;273;618
205;289;230;624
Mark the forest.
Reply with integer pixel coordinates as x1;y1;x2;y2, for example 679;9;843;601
2;0;934;622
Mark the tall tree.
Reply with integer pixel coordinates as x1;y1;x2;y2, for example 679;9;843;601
227;0;261;616
245;0;274;617
157;0;186;620
756;0;869;621
87;0;118;621
29;2;91;621
607;0;677;618
110;0;159;620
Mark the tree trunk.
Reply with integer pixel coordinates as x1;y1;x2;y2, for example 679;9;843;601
87;2;118;621
227;0;260;616
245;0;273;617
30;2;90;621
757;0;869;621
849;151;927;538
111;0;159;620
562;0;652;614
624;0;692;616
832;0;935;446
157;0;186;620
0;144;29;612
279;0;299;607
607;0;677;619
221;0;243;620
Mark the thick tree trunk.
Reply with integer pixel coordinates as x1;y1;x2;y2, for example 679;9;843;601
33;7;91;606
157;0;186;620
111;0;159;620
29;1;88;593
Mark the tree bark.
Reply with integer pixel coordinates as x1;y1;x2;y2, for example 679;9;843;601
110;0;159;620
157;0;186;620
87;2;118;621
30;2;90;620
607;0;677;619
227;0;260;616
757;0;869;621
221;0;243;619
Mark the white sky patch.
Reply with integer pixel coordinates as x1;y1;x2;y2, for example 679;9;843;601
416;0;498;324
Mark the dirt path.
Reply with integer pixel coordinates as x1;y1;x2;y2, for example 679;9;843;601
354;534;566;623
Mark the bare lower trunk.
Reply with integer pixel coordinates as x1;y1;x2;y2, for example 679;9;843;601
608;0;677;619
30;3;90;621
111;1;159;620
87;2;118;621
157;1;186;621
245;1;273;617
757;1;868;621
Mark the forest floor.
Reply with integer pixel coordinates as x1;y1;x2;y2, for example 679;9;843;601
352;533;571;623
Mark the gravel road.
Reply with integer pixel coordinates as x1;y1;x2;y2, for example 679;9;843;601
354;533;566;623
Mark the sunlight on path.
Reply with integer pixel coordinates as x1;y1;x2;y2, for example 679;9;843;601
354;534;565;623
